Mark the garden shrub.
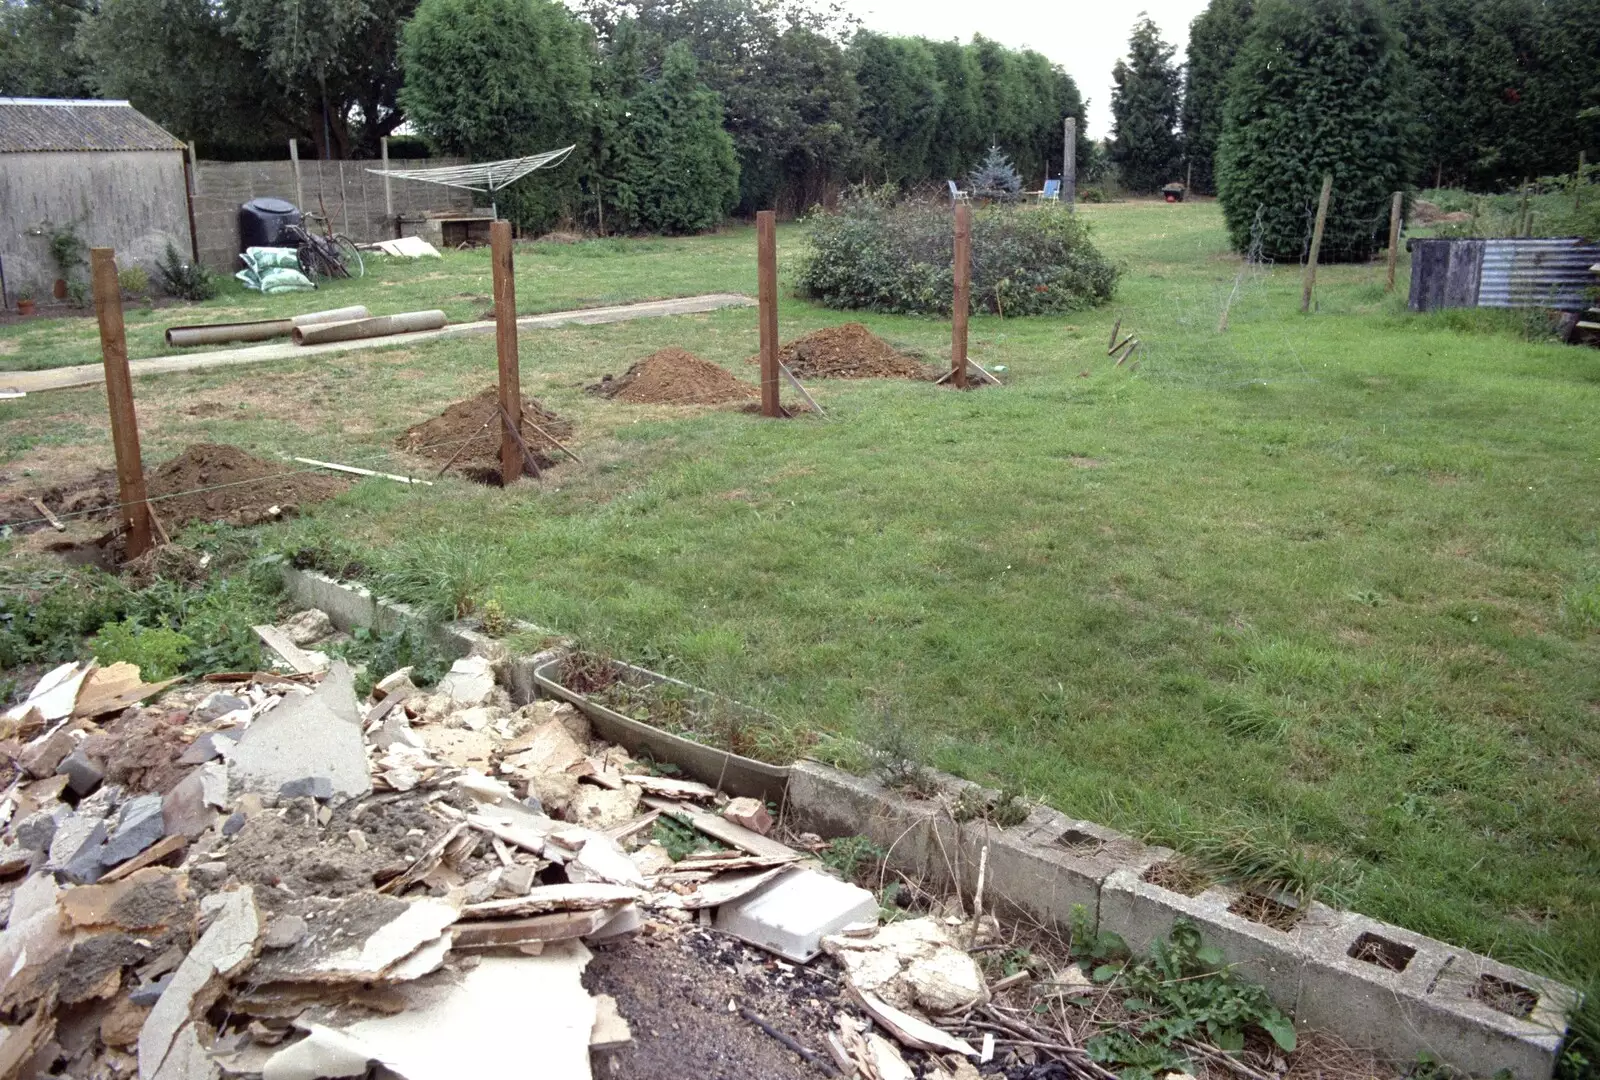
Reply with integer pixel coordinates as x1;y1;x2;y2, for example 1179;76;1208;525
797;188;1119;316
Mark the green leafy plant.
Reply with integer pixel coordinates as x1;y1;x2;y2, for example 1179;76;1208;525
48;223;88;280
798;186;1119;317
91;620;193;680
155;242;219;301
1086;920;1296;1078
867;703;940;796
653;814;722;861
331;623;450;697
117;265;151;297
952;784;1030;827
820;835;885;884
65;280;90;308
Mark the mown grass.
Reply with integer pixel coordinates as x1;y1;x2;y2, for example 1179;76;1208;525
0;229;756;372
1;201;1597;1032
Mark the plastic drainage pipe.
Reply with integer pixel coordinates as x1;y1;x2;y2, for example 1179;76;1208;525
291;310;448;346
164;306;371;347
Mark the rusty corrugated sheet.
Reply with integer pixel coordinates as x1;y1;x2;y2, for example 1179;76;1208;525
1409;236;1600;312
1478;238;1600;311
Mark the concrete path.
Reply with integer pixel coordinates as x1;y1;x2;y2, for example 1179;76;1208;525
8;293;756;394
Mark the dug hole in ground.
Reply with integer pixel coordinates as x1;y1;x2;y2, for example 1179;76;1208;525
0;602;1514;1080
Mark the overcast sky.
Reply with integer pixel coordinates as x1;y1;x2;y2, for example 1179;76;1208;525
841;0;1208;140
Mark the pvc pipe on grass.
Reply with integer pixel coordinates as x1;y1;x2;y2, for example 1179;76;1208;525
292;310;447;345
164;305;371;347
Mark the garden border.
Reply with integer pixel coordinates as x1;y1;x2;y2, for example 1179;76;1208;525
278;564;1579;1079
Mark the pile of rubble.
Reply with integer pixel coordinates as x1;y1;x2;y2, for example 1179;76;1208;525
0;611;1008;1080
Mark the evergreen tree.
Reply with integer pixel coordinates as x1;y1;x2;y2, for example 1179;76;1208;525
1182;0;1254;194
925;39;986;181
851;32;943;184
1110;14;1184;193
967;145;1023;200
400;0;594;231
613;41;740;233
1217;0;1414;261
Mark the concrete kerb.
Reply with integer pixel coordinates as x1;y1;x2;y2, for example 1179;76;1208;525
1294;912;1574;1078
960;807;1169;936
268;569;1579;1078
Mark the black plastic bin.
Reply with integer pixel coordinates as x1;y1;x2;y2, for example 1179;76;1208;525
238;198;302;251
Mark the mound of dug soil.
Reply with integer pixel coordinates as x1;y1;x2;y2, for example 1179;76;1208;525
148;444;350;528
397;387;574;481
591;348;759;406
760;323;927;380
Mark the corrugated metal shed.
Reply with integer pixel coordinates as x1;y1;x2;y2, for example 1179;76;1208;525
1408;237;1600;313
0;97;184;154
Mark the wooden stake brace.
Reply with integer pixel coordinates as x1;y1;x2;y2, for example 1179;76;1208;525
499;405;543;481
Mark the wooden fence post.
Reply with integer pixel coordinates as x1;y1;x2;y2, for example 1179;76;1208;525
490;221;522;484
1385;190;1403;293
289;139;305;212
91;249;153;560
1301;173;1333;314
952;202;971;388
1063;117;1077;212
757;211;780;418
381;136;394;230
182;143;201;264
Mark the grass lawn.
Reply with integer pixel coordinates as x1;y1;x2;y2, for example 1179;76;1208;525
2;199;1597;1012
0;230;756;372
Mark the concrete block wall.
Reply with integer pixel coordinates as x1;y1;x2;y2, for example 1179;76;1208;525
190;157;474;273
785;760;1579;1080
263;571;1582;1080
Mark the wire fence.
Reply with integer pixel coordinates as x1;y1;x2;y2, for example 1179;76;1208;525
0;425;510;535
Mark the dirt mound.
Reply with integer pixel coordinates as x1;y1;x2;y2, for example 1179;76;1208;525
759;323;927;380
0;470;119;535
397;387;574;481
1410;199;1473;226
148;444;349;528
591;349;759;406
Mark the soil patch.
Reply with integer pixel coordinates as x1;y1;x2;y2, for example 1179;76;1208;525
756;324;928;380
147;444;349;529
590;348;758;406
0;468;119;535
396;386;573;483
585;925;853;1080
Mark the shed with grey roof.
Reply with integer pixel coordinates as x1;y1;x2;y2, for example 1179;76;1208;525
0;97;193;308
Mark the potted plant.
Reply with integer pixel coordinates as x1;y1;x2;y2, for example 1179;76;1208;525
16;286;36;317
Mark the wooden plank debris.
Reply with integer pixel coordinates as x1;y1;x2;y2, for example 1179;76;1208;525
28;499;64;532
849;986;979;1058
461;883;640;919
620;774;719;800
452;909;611;948
251;626;323;675
642;796;796;859
97;835;187;885
292;458;433;486
378;822;468;895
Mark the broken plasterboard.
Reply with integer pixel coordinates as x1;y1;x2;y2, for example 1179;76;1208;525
337;944;596;1080
372;237;442;259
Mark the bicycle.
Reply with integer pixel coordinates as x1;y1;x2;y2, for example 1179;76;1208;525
283;221;365;281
